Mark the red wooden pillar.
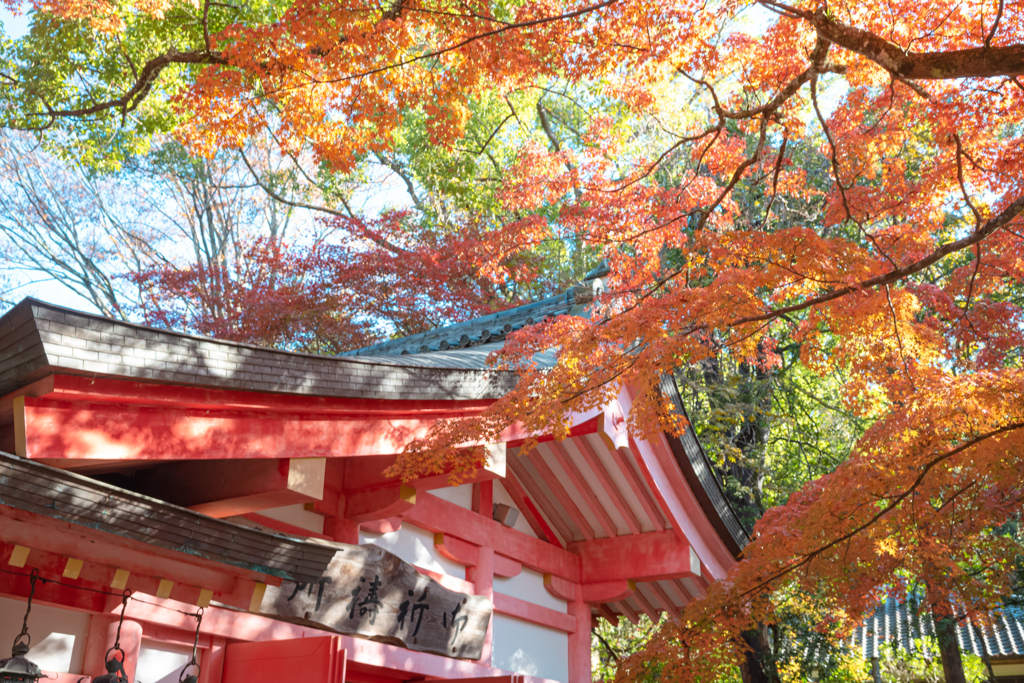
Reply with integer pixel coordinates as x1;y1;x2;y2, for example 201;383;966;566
473;481;494;516
471;480;495;667
199;635;227;683
326;517;359;544
468;547;494;667
82;615;143;682
568;588;591;683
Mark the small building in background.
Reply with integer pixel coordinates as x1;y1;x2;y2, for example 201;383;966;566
0;286;746;683
850;596;1024;682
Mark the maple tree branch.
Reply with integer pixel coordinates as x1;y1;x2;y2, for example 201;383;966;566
311;0;619;85
736;420;1024;599
985;0;1004;49
932;480;977;514
884;284;917;392
751;131;787;230
201;0;213;51
594;631;621;662
536;100;583;201
953;133;983;229
780;4;1024;79
457;112;515;155
810;68;898;269
373;151;429;214
237;151;409;255
727;191;1024;329
24;50;226;125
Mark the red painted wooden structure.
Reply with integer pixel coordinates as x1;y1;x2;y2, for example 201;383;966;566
0;297;747;682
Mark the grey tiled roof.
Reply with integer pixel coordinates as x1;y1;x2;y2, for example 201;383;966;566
0;450;336;582
850;597;1024;659
0;299;516;401
343;287;596;358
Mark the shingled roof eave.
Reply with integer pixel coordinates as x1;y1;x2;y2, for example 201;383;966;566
0;298;517;402
0;450;337;583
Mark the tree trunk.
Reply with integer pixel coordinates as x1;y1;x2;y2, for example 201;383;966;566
927;586;967;683
738;627;780;683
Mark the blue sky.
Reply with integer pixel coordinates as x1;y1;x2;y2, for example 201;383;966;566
1;7;29;38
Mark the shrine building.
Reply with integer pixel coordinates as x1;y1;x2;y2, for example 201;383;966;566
0;279;748;683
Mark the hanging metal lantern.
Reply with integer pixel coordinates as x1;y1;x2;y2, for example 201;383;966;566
176;607;204;683
91;591;132;683
90;650;129;683
0;569;46;683
0;640;45;683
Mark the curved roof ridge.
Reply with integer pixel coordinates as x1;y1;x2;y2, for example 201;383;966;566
345;270;608;358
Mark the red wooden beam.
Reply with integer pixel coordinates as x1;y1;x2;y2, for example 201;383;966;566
581;580;634;604
546;441;618;538
542;573;577;602
344;483;417;522
492;592;576;634
434;532;480;567
604;443;666;529
25;374;492;418
525;449;595;541
615;599;641;625
15;396;445;463
498;472;563;548
472;481;493;515
359;518;401;534
399;493;580;582
647;581;682;620
570;530;697;583
631;587;661;622
493;554;522;578
506;459;574;543
681;576;707;599
595;604;619;627
570;435;642;535
667;579;693;606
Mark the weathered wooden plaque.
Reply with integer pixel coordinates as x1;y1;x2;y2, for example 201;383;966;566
260;544;492;660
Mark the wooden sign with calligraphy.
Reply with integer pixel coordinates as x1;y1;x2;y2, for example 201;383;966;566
259;544;492;660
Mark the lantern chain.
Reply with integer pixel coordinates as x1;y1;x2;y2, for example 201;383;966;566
178;607;204;683
111;590;132;654
13;569;39;650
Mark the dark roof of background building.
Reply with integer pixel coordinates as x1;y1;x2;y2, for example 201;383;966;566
849;596;1024;659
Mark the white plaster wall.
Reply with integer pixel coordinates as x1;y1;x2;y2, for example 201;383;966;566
493;481;539;538
258;504;326;534
492;614;569;683
494;567;567;613
0;595;89;674
429;484;474;510
360;522;464;577
136;640;193;683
